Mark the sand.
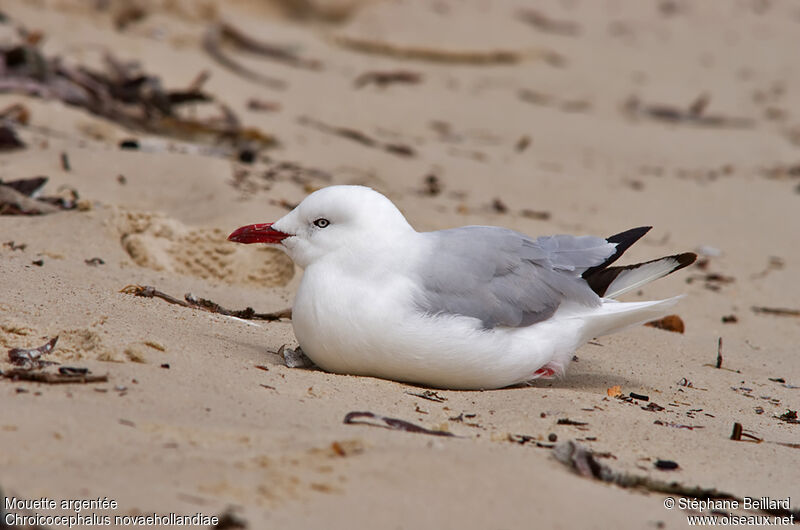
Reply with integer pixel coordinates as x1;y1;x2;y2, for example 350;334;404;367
1;0;798;528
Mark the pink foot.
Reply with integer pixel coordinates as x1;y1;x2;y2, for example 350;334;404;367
532;366;557;379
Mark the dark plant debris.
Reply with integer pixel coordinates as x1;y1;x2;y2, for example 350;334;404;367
246;99;281;112
3;240;26;251
654;420;704;430
204;20;321;86
624;94;754;128
58;366;89;376
642;402;665;412
520;208;550;220
778;410;799;424
0;176;80;216
516;8;581;36
422;174;441;196
404;390;447;403
3;368;108;384
0;19;275;153
354;70;422;89
298;116;415;158
554;441;799;518
491;198;508;214
557;418;588;426
120;284;292;321
119;139;140;150
0;124;25;151
629;392;649;401
654;459;679;470
751;306;800;318
508;433;555;448
448;412;480;427
85;257;105;266
687;272;736;292
730;422;762;442
331;33;559;66
343;411;455;437
518;89;591;113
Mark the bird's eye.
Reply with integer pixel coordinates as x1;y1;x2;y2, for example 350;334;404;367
313;218;330;228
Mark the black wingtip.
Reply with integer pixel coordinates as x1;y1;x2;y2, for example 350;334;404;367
582;226;652;280
606;226;652;245
673;252;697;272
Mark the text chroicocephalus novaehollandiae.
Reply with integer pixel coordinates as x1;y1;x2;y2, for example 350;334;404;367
228;185;696;390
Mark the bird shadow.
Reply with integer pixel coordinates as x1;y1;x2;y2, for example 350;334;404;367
516;371;644;393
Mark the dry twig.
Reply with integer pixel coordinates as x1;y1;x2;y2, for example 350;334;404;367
120;285;291;321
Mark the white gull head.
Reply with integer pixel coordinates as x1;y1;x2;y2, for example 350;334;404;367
230;185;413;269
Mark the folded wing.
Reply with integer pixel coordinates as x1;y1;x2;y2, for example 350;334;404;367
415;226;619;328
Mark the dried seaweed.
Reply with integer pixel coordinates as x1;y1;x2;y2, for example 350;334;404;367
0;176;81;216
518;89;591;112
331;34;563;66
298;116;415;157
354;70;422;89
556;418;588;426
0;177;79;215
202;25;285;89
206;21;321;76
730;422;762;443
508;433;554;448
0;124;25;151
654;459;679;470
3;368;108;384
687;272;736;291
516;9;581;36
404;390;447;403
120;284;291;321
0;21;275;151
751;306;800;318
554;440;800;518
202;20;322;90
624;95;754;128
654;420;704;430
343;411;455;437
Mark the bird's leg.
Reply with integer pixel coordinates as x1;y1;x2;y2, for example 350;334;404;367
531;361;560;379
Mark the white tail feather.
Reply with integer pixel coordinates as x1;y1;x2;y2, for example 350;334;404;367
604;257;685;298
578;296;683;342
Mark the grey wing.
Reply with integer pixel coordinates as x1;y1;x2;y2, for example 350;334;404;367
414;226;617;328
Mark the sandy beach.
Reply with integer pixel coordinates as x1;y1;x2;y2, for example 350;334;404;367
1;1;799;528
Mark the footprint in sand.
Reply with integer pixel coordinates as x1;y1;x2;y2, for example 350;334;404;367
113;210;295;286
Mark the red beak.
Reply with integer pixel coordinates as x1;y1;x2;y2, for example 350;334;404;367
228;223;290;244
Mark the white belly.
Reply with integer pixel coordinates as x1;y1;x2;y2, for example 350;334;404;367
290;266;570;389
